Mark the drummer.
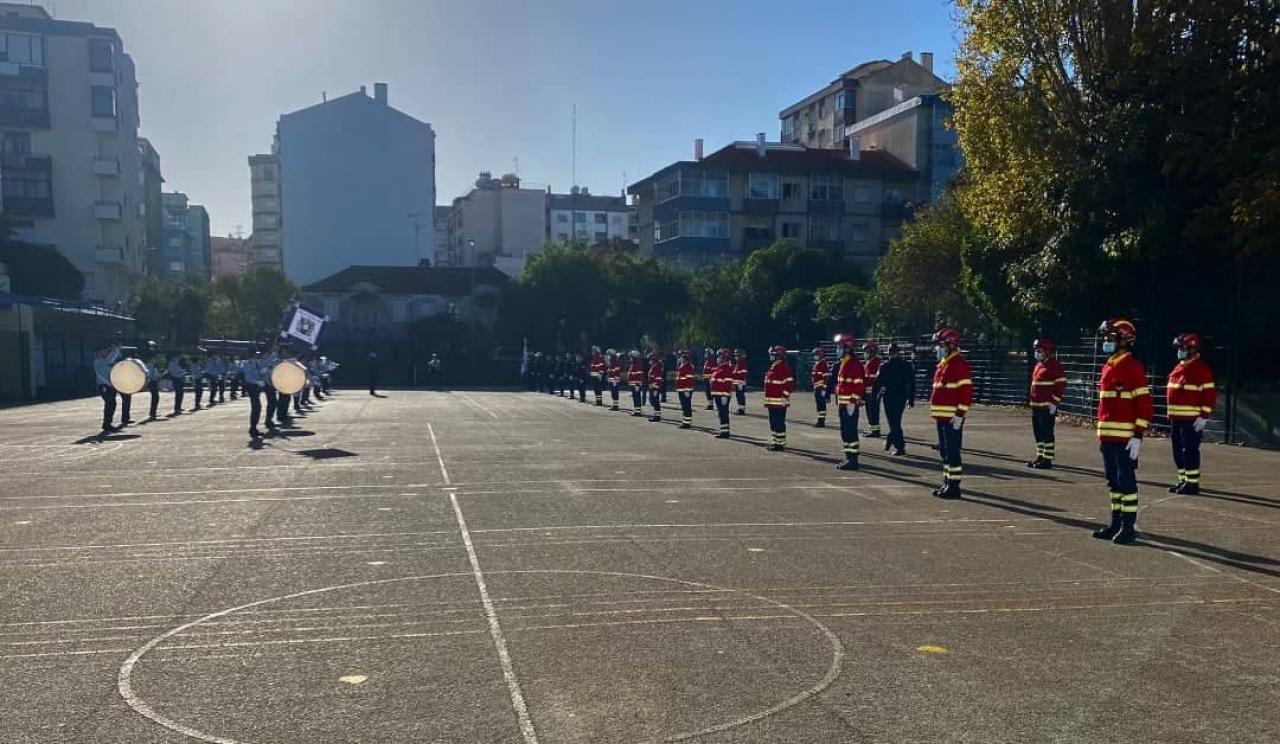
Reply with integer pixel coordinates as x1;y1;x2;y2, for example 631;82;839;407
93;342;122;435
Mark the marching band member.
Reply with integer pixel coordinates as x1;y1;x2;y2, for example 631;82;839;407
167;355;187;415
190;355;206;409
206;355;225;406
810;346;830;428
834;334;865;470
763;345;795;451
575;353;588;403
732;348;749;415
710;348;735;438
675;349;696;429
606;349;623;411
590;346;606;406
93;343;122;435
647;350;665;422
241;348;267;439
701;346;717;411
145;351;162;420
627;350;645;416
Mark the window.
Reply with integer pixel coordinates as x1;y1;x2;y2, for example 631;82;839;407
781;221;800;239
0;32;44;66
573;211;586;223
747;173;779;200
850;223;869;243
0;168;49;199
654;172;679;202
852;186;871;203
594;212;607;224
90;86;116;118
594;230;608;242
808;215;841;243
556;231;569;241
742;215;773;240
611;215;624;227
809;174;843;201
257;214;278;229
781;117;794;141
168;237;182;248
836;91;855;111
1;131;30;164
656;220;678;243
885;188;902;204
556;213;568;223
679;212;729;239
0;79;47;112
260;165;276;182
781;181;800;200
679;170;727;198
89;38;114;72
169;261;183;273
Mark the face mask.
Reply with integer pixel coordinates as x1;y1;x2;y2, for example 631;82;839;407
1102;341;1117;354
935;346;947;360
1177;349;1189;360
1034;351;1046;362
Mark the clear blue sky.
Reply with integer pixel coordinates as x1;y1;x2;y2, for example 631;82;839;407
54;0;961;236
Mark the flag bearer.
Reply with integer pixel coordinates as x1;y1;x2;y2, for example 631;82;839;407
701;346;717;410
675;349;696;429
810;346;830;428
606;349;623;410
710;347;735;438
833;335;865;470
647;350;665;422
763;345;795;451
627;350;646;416
1166;333;1216;495
930;328;973;498
1027;338;1067;468
863;341;883;438
732;348;749;415
590;346;606;406
1091;318;1152;544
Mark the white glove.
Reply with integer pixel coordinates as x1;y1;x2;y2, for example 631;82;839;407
1048;403;1057;415
951;416;964;430
842;404;852;416
1125;437;1141;461
1192;417;1207;433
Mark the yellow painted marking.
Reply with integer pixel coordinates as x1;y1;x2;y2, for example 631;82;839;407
665;499;680;504
916;645;949;655
747;547;765;553
339;675;368;685
14;521;32;526
367;561;387;566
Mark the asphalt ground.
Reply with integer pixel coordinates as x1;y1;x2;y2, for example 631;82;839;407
1;387;1278;743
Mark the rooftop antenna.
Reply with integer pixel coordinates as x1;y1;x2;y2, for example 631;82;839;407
571;103;577;189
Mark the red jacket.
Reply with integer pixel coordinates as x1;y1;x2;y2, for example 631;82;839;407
675;361;696;392
930;352;974;421
834;355;866;406
627;359;645;387
589;354;606;380
763;360;795;407
732;359;748;388
701;357;716;380
711;362;735;397
1166;356;1216;422
607;358;622;384
1096;351;1153;441
1030;357;1067;408
648;361;665;391
865;356;882;391
811;358;830;390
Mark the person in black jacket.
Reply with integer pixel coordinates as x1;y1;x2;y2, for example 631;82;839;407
873;342;916;455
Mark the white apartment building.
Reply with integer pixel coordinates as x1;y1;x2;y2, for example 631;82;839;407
0;3;143;306
247;151;281;270
546;187;635;245
443;172;545;277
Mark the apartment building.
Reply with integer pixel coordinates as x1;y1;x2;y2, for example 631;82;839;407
443;172;545;276
779;52;945;151
137;137;164;276
210;235;249;278
546;186;635;246
272;83;436;286
247;151;282;270
0;3;144;305
158;191;210;279
845;93;960;203
628;136;918;270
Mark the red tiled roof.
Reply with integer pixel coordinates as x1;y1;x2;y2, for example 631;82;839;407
699;143;915;177
301;265;509;295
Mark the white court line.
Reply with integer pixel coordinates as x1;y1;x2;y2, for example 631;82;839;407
0;493;413;511
0;530;455;554
458;393;500;419
433;417;538;743
0;483;407;503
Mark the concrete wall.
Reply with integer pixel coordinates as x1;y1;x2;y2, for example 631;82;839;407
278;90;435;286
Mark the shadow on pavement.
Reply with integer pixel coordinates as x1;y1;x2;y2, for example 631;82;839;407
297;448;358;460
74;433;142;444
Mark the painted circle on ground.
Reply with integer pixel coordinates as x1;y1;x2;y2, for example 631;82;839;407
118;570;845;743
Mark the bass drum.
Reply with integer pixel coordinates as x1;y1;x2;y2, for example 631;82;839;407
271;359;308;395
109;358;149;395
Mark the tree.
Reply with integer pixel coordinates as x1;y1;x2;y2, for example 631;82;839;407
813;283;868;335
239;267;298;336
0;217;84;299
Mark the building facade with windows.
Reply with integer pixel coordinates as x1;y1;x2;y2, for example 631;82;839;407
158;192;210;279
546;187;635;246
779;52;945;152
0;3;144;305
628;138;918;269
844;93;960;203
272;83;436;286
442;172;545;276
137;137;164;276
210;235;249;278
247;151;282;270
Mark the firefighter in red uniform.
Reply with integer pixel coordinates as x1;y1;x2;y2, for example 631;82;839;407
833;334;866;470
647;351;665;422
626;350;645;416
810;346;830;428
1092;318;1153;545
863;341;883;439
710;348;735;438
763;345;795;450
1166;333;1216;495
606;349;622;411
930;328;973;498
1027;338;1067;469
732;349;749;415
589;346;606;406
701;346;717;410
675;349;696;429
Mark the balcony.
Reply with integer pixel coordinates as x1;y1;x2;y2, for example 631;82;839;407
881;201;915;220
96;245;124;265
92;157;120;176
94;201;122;220
1;154;54;217
0;105;50;129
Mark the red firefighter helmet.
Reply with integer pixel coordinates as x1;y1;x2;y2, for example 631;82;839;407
1173;332;1202;352
835;333;856;351
862;340;880;355
1098;318;1137;345
811;346;824;357
933;327;962;347
769;345;788;359
679;348;692;359
1033;338;1055;354
717;347;733;361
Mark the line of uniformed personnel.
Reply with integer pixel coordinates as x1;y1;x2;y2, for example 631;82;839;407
533;316;1216;547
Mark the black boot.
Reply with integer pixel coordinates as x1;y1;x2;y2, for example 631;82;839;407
716;431;730;439
1168;481;1186;493
1092;511;1122;540
814;419;825;428
767;443;781;452
1112;512;1137;545
836;458;859;471
705;403;714;411
1180;483;1200;495
936;482;962;499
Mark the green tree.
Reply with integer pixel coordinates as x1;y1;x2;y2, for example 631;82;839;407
813;283;868;335
0;217;84;299
239;267;298;336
